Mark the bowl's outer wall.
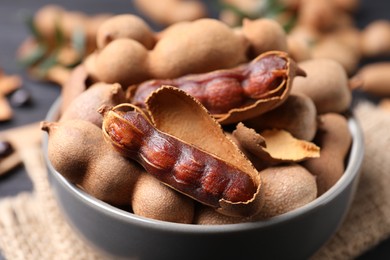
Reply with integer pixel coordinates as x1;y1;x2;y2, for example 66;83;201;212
48;168;360;260
48;169;355;259
44;98;364;260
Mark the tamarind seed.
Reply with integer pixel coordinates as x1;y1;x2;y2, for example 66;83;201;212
141;132;178;171
173;147;204;185
204;77;244;114
242;55;286;98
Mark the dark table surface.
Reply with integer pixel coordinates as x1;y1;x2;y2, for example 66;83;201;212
0;0;389;259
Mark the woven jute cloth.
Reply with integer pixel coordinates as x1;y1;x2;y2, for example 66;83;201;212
1;101;390;260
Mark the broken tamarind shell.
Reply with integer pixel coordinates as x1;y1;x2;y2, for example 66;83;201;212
101;87;263;217
233;123;320;167
132;51;305;124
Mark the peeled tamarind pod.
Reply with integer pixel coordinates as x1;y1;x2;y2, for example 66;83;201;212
41;119;143;206
131;172;194;224
253;164;317;220
352;62;390;97
291;58;351;114
303;113;352;196
134;51;305;124
100;103;262;217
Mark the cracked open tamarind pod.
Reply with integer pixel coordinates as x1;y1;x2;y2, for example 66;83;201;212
100;103;261;217
132;51;305;116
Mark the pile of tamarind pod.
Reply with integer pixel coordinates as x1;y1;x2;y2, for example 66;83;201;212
18;1;390;109
17;5;113;85
217;0;390;105
42;13;354;225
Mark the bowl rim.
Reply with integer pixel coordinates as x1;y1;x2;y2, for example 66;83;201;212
43;98;364;234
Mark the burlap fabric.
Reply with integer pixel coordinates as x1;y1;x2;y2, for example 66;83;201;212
0;101;389;260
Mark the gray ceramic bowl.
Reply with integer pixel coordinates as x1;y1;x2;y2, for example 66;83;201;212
43;98;364;260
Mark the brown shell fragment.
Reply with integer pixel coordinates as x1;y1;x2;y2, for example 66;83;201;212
233;123;320;166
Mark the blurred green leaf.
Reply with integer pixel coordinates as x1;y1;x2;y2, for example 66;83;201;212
72;27;85;55
36;50;59;78
53;19;65;47
17;44;47;67
25;15;43;42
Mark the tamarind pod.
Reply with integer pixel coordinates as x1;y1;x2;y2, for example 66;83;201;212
132;51;304;115
100;104;258;216
352;62;390;97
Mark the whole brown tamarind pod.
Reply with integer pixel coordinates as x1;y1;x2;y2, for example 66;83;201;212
60;82;127;127
351;62;390;97
302;113;352;196
243;94;318;141
291;58;351;114
100;103;262;217
133;51;305;123
149;18;248;79
41;119;143;206
134;0;207;26
241;18;288;58
253;164;317;220
96;14;156;50
131;172;195;224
